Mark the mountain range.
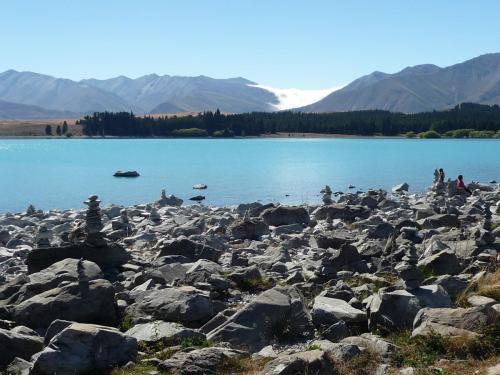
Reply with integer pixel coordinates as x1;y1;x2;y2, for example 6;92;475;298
1;53;500;119
299;53;500;113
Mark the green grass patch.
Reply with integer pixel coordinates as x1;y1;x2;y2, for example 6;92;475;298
119;315;134;332
180;336;214;349
390;323;499;370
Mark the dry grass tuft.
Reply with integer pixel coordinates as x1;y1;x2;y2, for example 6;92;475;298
456;268;500;307
329;348;381;375
216;356;271;375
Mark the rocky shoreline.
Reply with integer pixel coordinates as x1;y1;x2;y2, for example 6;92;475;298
0;178;499;374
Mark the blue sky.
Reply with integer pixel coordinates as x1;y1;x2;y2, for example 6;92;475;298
1;0;499;88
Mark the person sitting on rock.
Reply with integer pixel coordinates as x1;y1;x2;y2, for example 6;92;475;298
456;175;472;195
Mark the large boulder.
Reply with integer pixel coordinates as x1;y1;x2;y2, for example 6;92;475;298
159;347;248;375
31;322;137;375
125;286;213;324
412;305;498;337
418;250;462;276
207;286;314;352
10;279;117;329
0;258;103;305
368;286;451;333
260;350;335;375
125;321;204;345
309;230;354;249
260;206;310;226
155;238;221;263
0;328;43;368
420;214;459;229
26;243;130;274
227;218;269;240
367;289;424;332
314;204;370;222
311;297;367;327
433;274;470;300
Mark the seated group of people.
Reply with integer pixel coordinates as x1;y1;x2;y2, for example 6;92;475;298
436;168;472;195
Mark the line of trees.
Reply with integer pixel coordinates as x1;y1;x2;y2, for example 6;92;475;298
45;121;69;136
77;103;500;137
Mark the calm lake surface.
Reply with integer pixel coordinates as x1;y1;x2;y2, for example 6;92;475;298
0;138;499;213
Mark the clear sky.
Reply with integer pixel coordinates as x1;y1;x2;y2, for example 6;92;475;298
1;0;499;88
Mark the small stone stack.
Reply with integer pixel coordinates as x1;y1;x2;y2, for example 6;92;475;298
321;185;333;205
26;204;36;216
34;224;51;248
156;189;183;207
83;195;106;246
475;203;495;245
395;246;423;290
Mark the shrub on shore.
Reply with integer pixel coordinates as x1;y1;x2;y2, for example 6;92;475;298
419;130;441;138
405;131;416;138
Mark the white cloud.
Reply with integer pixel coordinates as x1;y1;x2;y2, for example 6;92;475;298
250;84;344;110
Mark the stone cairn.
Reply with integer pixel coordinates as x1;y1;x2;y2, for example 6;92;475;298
34;224;51;248
321;185;333;205
475;203;495;245
83;195;106;246
395;245;423;290
26;204;36;216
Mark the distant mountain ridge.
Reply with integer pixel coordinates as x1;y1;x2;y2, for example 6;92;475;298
0;70;279;118
0;99;75;120
299;53;500;113
2;53;500;119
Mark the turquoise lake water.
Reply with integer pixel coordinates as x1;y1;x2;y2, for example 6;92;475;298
0;138;498;213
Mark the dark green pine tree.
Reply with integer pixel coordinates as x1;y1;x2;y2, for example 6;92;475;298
45;125;52;136
56;125;62;136
62;121;68;134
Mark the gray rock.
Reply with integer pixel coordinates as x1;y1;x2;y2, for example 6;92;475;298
11;279;117;329
341;333;396;359
125;321;204;344
314;204;370;221
227;218;269;240
159;347;247;375
0;258;103;305
125;286;213;323
260;206;310;226
207;286;314;352
392;183;409;193
412;305;498;337
322;320;350;342
44;319;73;345
312;296;367;326
433;274;470;300
421;214;459;229
31;322;137;375
260;350;335;375
417;250;462;275
0;328;43;367
368;289;422;332
155;238;221;263
311;340;362;361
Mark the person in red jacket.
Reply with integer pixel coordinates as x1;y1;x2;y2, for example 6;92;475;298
457;175;472;194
